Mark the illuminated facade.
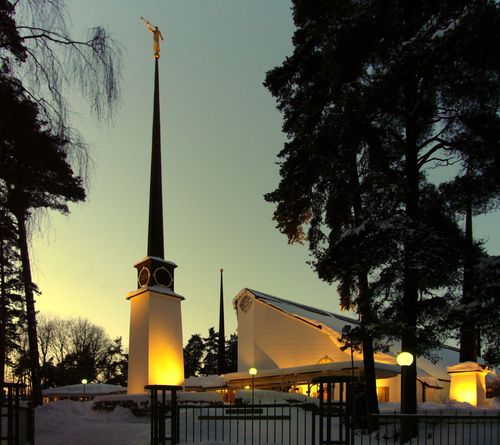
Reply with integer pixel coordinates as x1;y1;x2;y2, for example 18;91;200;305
231;288;465;403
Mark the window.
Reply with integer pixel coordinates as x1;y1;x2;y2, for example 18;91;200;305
377;386;389;402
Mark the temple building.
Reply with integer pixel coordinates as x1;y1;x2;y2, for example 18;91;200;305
186;288;469;404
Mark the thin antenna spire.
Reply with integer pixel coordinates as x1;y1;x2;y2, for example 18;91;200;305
217;268;226;375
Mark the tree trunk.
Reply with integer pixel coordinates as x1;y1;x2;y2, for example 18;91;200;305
358;274;380;431
349;151;379;430
0;239;7;387
459;191;477;362
401;76;419;442
15;213;42;406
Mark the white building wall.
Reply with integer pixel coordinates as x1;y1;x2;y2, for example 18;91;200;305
237;294;353;372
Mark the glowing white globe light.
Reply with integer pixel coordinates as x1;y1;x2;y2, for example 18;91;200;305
249;367;257;376
396;352;414;367
81;378;88;385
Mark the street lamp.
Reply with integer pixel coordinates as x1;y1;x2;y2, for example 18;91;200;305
249;367;257;406
396;352;414;367
81;379;88;400
397;352;415;443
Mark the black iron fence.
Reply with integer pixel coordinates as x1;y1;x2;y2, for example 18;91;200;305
147;382;500;445
146;384;182;445
0;383;34;445
356;411;500;445
178;403;317;445
173;404;500;445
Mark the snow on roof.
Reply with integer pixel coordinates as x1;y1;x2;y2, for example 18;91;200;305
234;288;463;382
447;362;486;374
43;383;126;396
184;361;401;390
225;360;399;381
239;288;359;333
184;375;226;389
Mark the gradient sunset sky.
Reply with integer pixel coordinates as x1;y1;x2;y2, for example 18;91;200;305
30;0;499;347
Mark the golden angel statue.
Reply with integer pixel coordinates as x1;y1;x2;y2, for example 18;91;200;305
141;17;164;59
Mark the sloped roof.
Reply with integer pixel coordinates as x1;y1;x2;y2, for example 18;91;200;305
246;288;359;333
42;383;126;397
234;288;461;382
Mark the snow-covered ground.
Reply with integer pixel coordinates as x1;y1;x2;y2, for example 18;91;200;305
36;400;150;445
35;396;500;445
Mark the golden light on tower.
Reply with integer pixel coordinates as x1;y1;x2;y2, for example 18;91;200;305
448;363;488;407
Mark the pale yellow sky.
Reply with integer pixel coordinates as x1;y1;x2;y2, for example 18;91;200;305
31;0;500;348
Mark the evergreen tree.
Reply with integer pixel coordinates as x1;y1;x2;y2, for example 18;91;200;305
183;334;204;378
264;2;500;434
225;333;238;373
474;255;500;365
440;107;500;362
0;77;85;404
101;337;128;387
0;1;122;401
201;327;219;376
0;211;24;386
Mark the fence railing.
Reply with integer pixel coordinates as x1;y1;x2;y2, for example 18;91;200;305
0;383;34;445
356;411;500;445
178;403;319;445
173;403;500;445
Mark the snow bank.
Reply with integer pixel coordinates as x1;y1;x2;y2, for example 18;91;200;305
36;400;149;445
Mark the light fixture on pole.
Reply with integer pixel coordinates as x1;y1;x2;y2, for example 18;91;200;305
397;351;415;443
396;352;414;367
249;367;257;405
81;379;88;400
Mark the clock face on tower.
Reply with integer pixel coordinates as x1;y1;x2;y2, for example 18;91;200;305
135;259;176;290
138;267;150;287
154;267;173;288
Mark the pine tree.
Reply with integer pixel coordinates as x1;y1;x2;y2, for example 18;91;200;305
264;2;500;436
0;211;24;386
183;334;205;378
225;333;238;373
0;77;85;404
201;327;219;376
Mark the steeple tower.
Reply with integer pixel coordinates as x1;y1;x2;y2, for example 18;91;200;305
126;29;185;394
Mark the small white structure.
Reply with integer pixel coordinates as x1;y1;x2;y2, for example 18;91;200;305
448;362;489;407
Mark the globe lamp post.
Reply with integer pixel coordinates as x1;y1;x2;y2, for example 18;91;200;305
397;351;415;443
81;379;88;400
396;352;414;367
249;367;257;406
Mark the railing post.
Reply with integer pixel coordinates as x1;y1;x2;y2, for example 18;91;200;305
146;384;183;445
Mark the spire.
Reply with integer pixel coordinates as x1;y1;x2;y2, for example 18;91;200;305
134;56;176;291
147;58;164;258
217;268;226;375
